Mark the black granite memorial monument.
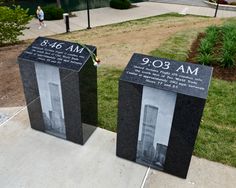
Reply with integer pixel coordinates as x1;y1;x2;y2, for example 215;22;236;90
18;37;97;145
116;53;213;178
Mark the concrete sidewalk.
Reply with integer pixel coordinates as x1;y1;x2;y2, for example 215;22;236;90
150;0;207;7
0;107;235;188
20;2;236;41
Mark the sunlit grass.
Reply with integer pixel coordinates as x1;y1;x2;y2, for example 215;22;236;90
150;29;202;62
97;67;122;132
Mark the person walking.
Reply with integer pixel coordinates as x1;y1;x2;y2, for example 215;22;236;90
36;6;46;29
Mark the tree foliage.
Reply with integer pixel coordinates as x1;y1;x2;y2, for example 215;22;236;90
110;0;131;10
0;5;32;45
0;0;15;4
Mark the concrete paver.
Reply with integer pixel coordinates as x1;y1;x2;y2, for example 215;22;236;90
150;0;207;7
0;106;24;125
0;108;147;188
19;2;236;41
144;157;236;188
0;108;235;187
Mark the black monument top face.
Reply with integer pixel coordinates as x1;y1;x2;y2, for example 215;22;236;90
18;37;96;72
120;53;213;99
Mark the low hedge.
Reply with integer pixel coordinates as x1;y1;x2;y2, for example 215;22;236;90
42;6;64;20
209;0;229;4
110;0;131;10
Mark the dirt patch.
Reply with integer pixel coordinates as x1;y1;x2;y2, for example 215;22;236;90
0;44;29;107
187;32;205;63
0;16;222;107
60;17;222;69
187;33;236;81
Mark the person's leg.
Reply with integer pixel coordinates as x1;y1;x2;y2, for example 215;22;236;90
42;20;46;27
38;19;42;29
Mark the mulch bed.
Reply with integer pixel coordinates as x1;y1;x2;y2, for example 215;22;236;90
186;33;236;81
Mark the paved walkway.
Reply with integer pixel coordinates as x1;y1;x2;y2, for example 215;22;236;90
150;0;207;7
0;107;235;188
20;2;236;40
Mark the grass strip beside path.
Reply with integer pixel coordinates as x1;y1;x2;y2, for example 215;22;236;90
195;79;236;166
98;68;122;132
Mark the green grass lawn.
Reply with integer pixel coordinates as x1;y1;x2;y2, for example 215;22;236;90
196;79;236;166
98;67;122;132
150;28;202;62
97;16;236;167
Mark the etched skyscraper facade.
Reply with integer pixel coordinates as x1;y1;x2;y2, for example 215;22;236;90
48;83;65;136
136;86;176;170
35;62;66;138
139;105;158;163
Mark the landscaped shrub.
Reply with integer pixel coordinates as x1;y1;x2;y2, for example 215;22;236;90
0;5;32;46
196;24;236;67
208;0;236;5
197;26;218;65
42;5;64;20
220;25;236;67
198;39;214;55
209;0;228;4
218;0;228;4
110;0;131;10
197;53;215;65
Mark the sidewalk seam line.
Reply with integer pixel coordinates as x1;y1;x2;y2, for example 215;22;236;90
0;106;27;127
140;167;150;188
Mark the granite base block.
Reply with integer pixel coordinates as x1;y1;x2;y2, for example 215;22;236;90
18;57;97;145
116;81;143;161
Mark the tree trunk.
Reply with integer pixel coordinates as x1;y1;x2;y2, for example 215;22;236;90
56;0;61;8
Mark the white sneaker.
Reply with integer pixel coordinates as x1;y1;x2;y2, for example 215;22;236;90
44;23;46;27
38;26;42;29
